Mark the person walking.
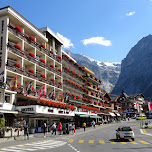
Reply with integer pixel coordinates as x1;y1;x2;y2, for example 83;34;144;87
43;122;47;137
92;120;95;129
58;122;62;136
24;124;29;140
82;122;86;131
51;123;56;137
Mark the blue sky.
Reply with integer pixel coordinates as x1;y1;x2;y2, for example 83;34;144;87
1;0;152;62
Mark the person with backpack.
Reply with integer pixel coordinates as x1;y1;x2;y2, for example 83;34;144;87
82;122;86;131
51;123;56;137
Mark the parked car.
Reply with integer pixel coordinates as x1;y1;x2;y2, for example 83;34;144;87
116;126;135;141
136;114;146;120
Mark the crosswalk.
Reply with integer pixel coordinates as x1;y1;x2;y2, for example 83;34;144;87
0;140;66;152
120;122;139;126
68;139;151;145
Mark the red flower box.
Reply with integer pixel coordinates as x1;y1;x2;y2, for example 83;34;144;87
76;96;80;99
65;67;70;71
41;44;45;48
29;35;35;42
66;79;71;83
15;26;22;33
65;54;69;59
58;82;62;85
28;69;35;74
70;59;74;63
50;64;54;68
75;63;79;66
76;84;80;88
51;78;55;82
50;51;54;54
84;88;88;92
71;71;75;75
81;86;84;90
40;58;45;64
17;82;20;87
58;56;62;60
14;44;21;51
72;94;76;97
14;62;21;68
72;82;76;86
29;52;35;58
40;74;46;79
76;73;79;77
58;69;62;72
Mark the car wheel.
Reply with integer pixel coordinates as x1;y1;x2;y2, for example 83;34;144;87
132;138;135;141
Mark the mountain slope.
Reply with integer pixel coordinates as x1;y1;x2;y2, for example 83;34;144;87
112;35;152;97
65;50;121;92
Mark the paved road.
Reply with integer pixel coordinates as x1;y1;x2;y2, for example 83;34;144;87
0;120;152;152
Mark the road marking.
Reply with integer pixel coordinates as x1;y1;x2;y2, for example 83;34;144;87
68;139;74;143
68;144;80;152
99;140;105;144
120;142;127;144
78;140;84;143
130;141;138;144
109;141;116;144
89;140;94;143
139;140;150;144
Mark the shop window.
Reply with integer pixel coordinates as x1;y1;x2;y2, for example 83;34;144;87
1;20;4;34
5;93;10;103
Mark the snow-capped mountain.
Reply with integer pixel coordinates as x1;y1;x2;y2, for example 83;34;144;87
64;50;121;92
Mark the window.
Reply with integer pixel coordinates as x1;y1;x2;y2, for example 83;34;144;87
1;20;4;34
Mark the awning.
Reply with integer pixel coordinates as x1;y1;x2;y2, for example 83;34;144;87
69;100;88;105
109;112;116;117
90;115;101;119
0;109;18;114
80;115;89;118
116;113;121;116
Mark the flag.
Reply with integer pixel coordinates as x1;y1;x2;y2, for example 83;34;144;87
48;90;55;100
38;86;46;98
148;101;152;112
9;76;17;91
0;71;4;82
136;102;140;113
26;81;32;95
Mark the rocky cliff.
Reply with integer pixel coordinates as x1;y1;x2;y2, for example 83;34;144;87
112;35;152;98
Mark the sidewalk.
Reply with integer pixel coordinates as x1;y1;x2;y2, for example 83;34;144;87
140;128;152;136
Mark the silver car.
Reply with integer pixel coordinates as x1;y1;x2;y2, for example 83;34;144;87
116;126;135;141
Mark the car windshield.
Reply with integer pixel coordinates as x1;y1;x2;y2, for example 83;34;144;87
122;127;132;131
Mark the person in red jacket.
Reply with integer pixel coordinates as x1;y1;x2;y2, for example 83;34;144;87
58;122;62;136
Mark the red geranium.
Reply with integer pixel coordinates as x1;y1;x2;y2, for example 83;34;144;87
71;71;75;75
40;58;45;64
58;69;62;72
15;26;22;33
28;69;35;74
29;35;35;42
14;44;22;51
40;74;46;79
14;62;21;68
65;54;69;59
58;82;62;85
17;82;20;87
51;78;55;82
58;56;62;60
50;64;54;68
65;67;70;71
31;86;34;91
41;44;45;48
29;52;35;58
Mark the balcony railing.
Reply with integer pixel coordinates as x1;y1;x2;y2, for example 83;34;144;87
8;23;61;64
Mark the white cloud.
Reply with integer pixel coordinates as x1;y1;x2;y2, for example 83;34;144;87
126;11;135;16
82;36;112;46
56;32;74;48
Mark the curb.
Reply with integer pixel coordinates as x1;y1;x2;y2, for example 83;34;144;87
140;129;152;136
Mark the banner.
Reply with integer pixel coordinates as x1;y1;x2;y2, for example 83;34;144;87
38;86;46;98
26;81;32;95
9;76;17;91
136;102;140;113
148;101;152;112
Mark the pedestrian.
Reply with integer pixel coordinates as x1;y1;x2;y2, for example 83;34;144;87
51;123;56;137
128;117;130;121
72;123;75;134
24;124;29;140
82;122;86;131
92;120;95;129
58;122;62;136
43;122;47;137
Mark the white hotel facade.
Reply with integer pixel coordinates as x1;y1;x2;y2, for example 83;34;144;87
0;6;99;131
